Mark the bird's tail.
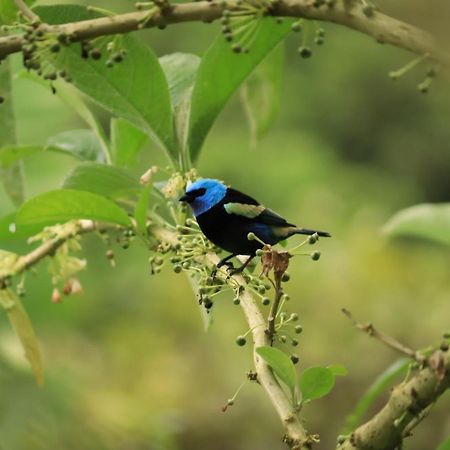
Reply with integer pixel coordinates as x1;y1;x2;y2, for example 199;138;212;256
293;228;331;238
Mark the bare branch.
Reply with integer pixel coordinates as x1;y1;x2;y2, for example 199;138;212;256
342;308;426;363
0;0;448;66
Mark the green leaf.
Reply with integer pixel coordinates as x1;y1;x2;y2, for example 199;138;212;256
36;5;175;160
47;129;105;162
0;145;43;168
299;366;335;402
111;118;147;167
0;0;36;24
62;163;140;199
135;185;151;236
328;364;348;377
383;203;450;246
16;189;131;227
241;43;284;145
160;53;201;109
0;58;24;207
437;436;450;450
343;358;409;434
188;20;292;161
0;289;44;386
0;212;44;242
256;346;297;394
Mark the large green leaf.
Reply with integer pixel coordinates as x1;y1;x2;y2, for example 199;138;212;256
256;346;297;395
0;0;36;24
383;203;450;246
0;289;44;386
299;366;335;403
35;5;175;160
16;189;131;227
47;129;105;162
188;20;292;161
0;58;24;207
62;163;140;199
241;43;284;145
111;118;147;167
343;358;409;433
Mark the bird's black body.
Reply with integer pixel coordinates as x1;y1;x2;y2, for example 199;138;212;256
180;179;330;273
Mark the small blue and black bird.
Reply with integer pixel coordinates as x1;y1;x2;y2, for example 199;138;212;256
180;179;331;274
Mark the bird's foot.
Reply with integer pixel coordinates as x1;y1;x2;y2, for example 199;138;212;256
227;265;245;276
212;261;234;279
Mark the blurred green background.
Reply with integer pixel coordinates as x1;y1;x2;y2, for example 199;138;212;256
0;1;449;449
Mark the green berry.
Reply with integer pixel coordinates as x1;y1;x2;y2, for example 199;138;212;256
308;234;318;244
290;313;299;322
236;335;247;346
182;261;190;269
291;339;299;347
291;21;302;32
233;297;241;305
281;272;290;282
311;251;321;261
0;96;4;104
295;325;303;334
262;297;270;306
227;398;234;406
258;285;266;294
280;312;288;320
173;264;182;273
232;43;242;54
290;354;299;364
255;249;264;256
362;5;374;17
298;46;312;58
90;48;102;60
50;43;60;53
280;335;287;343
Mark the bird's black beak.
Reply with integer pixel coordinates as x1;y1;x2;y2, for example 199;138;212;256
179;193;193;203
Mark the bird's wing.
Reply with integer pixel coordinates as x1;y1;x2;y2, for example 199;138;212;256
224;187;259;205
224;203;296;227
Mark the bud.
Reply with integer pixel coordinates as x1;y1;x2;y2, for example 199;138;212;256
51;288;62;304
247;232;256;241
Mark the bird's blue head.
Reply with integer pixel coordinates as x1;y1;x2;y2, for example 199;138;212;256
180;178;227;216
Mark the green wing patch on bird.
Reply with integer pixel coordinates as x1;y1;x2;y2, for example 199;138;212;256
224;203;265;218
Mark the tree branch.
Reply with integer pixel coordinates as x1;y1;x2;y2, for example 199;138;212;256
14;0;40;23
338;349;449;450
0;0;448;67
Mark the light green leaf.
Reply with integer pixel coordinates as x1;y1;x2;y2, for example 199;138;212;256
111;118;147;167
299;366;335;402
47;129;105;162
188;20;292;161
0;58;24;206
135;185;151;236
0;0;36;24
0;289;44;386
36;5;175;160
328;364;348;377
16;189;131;227
160;53;201;109
256;346;297;394
343;358;409;433
437;436;450;450
0;212;44;242
0;145;42;168
62;163;140;199
383;203;450;246
241;43;284;145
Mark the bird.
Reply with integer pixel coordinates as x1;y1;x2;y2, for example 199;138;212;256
179;178;331;274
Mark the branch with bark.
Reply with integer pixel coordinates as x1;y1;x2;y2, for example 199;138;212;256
0;0;448;67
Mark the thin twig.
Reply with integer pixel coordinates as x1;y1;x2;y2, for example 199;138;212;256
342;308;425;363
267;273;283;345
14;0;40;23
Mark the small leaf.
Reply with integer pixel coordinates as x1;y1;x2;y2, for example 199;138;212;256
46;129;104;162
188;20;292;161
343;358;409;433
111;118;147;167
328;364;348;377
36;5;175;161
0;289;44;386
16;189;131;227
62;163;140;199
383;203;450;246
134;185;151;236
241;43;284;145
437;436;450;450
299;366;335;402
256;346;297;394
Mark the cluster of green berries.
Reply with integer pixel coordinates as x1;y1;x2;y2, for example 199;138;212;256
291;20;326;59
220;0;281;54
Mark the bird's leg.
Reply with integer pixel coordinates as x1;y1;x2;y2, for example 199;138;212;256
228;255;254;275
212;253;237;278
